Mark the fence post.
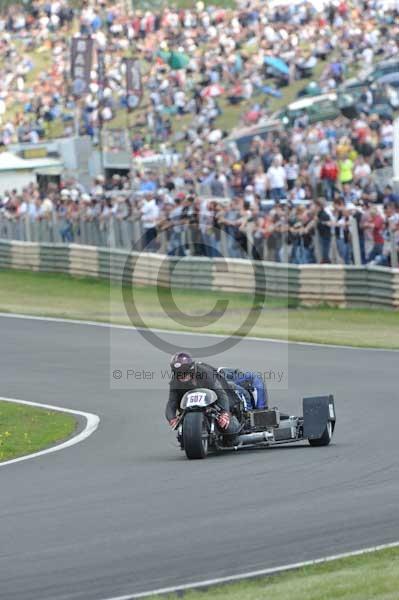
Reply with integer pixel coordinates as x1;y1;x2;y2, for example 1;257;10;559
13;218;20;240
93;219;101;246
24;212;31;242
158;229;167;254
52;212;61;243
133;218;143;251
263;238;270;261
109;215;116;248
281;232;289;264
390;224;398;269
31;218;38;242
245;223;254;260
45;218;52;243
349;216;361;266
393;116;399;194
77;217;83;244
37;218;43;242
89;220;100;246
127;220;134;250
120;220;131;249
81;217;89;245
220;228;228;257
2;217;8;239
331;230;341;264
313;228;322;263
11;218;19;240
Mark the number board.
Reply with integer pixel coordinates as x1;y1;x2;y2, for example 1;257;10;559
186;392;207;407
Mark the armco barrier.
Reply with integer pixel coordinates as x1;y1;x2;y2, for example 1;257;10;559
299;266;346;305
0;240;398;309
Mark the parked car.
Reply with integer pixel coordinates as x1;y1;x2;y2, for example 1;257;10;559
341;68;399;98
374;72;399;92
225;119;282;157
338;80;399;120
276;93;340;126
369;59;399;81
361;59;399;84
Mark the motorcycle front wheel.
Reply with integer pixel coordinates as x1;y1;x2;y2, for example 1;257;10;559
183;412;209;459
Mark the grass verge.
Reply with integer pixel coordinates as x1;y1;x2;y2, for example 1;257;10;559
0;269;398;349
0;400;77;463
151;546;399;600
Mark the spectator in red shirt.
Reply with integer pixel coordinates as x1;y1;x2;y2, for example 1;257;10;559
320;156;338;202
367;207;385;262
338;1;349;17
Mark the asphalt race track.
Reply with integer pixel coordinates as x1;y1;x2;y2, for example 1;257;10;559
0;315;398;600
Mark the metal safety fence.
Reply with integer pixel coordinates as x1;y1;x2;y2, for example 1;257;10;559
0;212;397;268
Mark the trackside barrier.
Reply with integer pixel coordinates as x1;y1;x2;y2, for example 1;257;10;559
0;240;398;309
0;212;366;266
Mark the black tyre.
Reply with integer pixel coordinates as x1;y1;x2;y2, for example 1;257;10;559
183;412;209;459
309;421;333;447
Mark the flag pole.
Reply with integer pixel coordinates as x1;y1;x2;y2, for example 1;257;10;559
97;47;106;177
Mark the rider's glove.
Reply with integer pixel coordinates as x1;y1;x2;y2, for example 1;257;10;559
169;417;179;429
217;411;230;430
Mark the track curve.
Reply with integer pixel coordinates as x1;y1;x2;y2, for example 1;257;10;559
0;315;398;600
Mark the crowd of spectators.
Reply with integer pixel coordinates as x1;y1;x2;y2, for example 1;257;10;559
0;0;398;145
0;0;399;266
1;168;398;266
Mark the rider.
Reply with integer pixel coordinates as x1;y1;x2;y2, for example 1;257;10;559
218;368;268;410
166;352;241;435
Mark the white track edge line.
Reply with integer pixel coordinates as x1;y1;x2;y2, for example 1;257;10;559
0;396;100;468
0;312;397;352
102;540;399;600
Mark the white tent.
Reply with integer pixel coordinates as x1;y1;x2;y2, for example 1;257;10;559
268;0;329;8
377;0;399;8
0;152;63;194
0;152;30;171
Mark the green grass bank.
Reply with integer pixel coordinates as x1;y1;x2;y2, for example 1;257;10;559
149;546;399;600
0;400;77;463
0;269;398;349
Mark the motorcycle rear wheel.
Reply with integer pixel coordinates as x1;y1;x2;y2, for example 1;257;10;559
183;412;209;459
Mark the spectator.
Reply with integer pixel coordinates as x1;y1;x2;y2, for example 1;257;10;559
333;200;352;265
285;155;299;191
314;198;332;263
366;205;385;263
382;185;399;208
353;156;371;186
140;193;159;251
267;157;287;202
338;155;354;187
167;196;185;256
320;155;338;202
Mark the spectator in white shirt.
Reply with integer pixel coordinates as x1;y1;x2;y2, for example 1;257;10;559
353;157;371;184
267;157;287;201
253;167;268;199
140;194;160;250
380;120;393;147
285;156;299;191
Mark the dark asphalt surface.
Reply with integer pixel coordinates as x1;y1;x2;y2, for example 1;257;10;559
0;315;398;600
